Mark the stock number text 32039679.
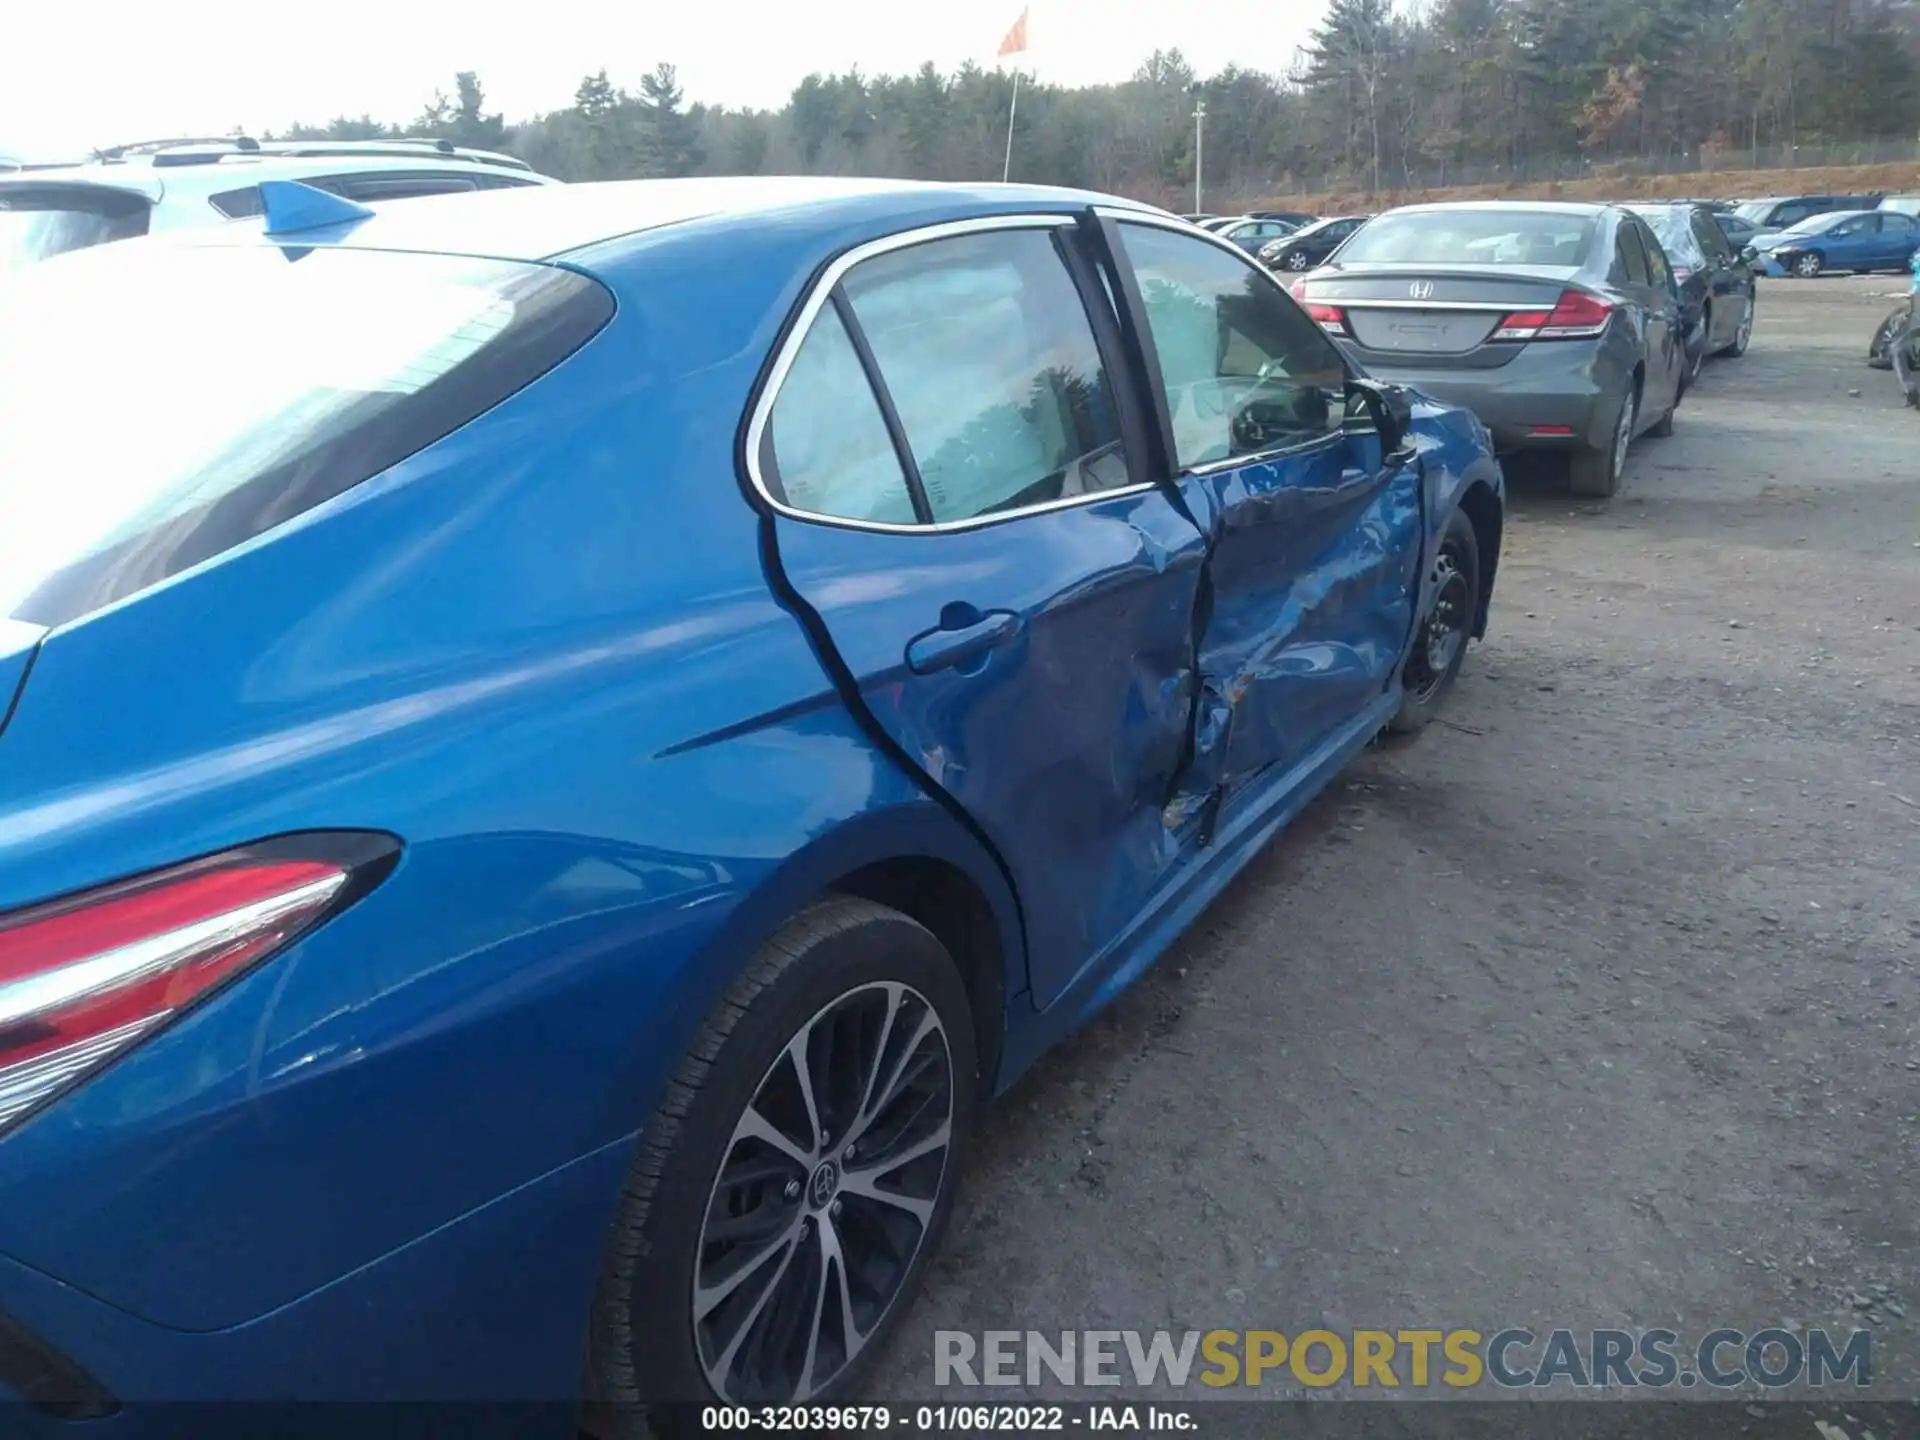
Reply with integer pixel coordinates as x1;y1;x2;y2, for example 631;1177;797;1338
699;1405;1197;1432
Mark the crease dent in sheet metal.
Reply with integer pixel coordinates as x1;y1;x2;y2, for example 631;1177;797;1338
1168;452;1423;823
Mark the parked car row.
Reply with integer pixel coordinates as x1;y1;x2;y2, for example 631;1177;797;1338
0;134;560;272
1286;198;1760;496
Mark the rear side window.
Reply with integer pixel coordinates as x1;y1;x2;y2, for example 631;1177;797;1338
324;174;481;202
0;187;151;271
211;172;485;219
842;229;1130;524
1616;224;1653;286
0;244;612;628
762;302;918;525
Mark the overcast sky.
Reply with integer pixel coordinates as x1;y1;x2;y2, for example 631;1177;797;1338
3;0;1327;156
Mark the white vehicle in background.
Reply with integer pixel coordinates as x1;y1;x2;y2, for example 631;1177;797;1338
0;136;560;272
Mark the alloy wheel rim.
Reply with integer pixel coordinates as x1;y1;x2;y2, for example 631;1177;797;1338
1737;304;1753;350
1286;252;1309;270
694;981;953;1404
1406;543;1471;701
1796;255;1820;277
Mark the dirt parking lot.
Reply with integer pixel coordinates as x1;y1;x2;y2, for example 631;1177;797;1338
867;274;1920;1431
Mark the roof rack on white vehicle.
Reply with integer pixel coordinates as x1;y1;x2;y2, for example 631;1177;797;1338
92;136;532;171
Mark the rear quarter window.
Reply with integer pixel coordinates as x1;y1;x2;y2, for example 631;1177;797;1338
0;243;612;628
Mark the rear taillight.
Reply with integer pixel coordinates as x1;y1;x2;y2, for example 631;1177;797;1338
1492;309;1553;341
1289;280;1309;300
0;835;395;1133
1304;302;1348;336
1538;289;1614;338
1671;265;1694;283
1494;289;1613;341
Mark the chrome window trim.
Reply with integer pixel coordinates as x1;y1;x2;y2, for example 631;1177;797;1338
1100;208;1353;475
742;212;1160;536
1307;297;1534;312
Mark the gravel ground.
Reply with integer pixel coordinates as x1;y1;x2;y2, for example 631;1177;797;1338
865;274;1920;1433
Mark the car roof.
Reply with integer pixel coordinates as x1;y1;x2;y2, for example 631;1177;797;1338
181;176;1158;264
2;153;552;188
1382;199;1619;217
0;153;560;209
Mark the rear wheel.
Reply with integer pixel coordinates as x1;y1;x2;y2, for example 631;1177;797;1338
1685;307;1710;387
1719;295;1754;357
1792;251;1825;278
1569;385;1635;498
586;897;976;1432
1868;306;1904;369
1388;507;1480;735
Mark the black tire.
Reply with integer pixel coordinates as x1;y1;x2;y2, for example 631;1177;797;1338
1792;250;1824;278
1647;371;1677;437
1388;506;1480;735
1688;305;1711;384
586;896;978;1434
1868;307;1902;370
1569;385;1635;498
1719;294;1754;357
1283;250;1312;271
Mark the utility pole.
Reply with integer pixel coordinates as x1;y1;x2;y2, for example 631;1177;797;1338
1192;87;1207;213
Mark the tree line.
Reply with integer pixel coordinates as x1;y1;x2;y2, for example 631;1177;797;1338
273;0;1920;207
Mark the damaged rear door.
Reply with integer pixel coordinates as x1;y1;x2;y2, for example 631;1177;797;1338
1103;217;1425;814
749;216;1209;1007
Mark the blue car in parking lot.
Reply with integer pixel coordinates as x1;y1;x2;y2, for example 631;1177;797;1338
1752;208;1920;277
0;176;1502;1429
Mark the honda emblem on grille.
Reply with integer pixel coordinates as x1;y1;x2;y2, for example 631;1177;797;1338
1409;281;1434;300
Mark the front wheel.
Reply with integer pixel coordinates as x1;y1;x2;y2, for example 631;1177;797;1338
586;897;977;1428
1388;507;1481;735
1284;251;1312;271
1793;251;1825;278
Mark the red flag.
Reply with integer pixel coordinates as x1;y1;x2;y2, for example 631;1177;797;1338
997;8;1029;57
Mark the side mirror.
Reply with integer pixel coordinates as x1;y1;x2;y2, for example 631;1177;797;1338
1348;377;1415;455
1740;245;1759;265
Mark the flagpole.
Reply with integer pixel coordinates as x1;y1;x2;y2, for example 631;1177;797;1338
1002;69;1021;183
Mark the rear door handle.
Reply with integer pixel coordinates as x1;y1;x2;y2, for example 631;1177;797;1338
905;606;1023;675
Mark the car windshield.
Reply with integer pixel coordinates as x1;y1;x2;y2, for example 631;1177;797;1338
0;188;151;271
0;240;610;629
1335;210;1596;266
1734;201;1782;223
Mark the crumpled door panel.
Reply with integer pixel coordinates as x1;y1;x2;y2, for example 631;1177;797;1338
1170;437;1423;813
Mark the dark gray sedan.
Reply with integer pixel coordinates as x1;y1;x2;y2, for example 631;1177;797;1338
1291;201;1686;497
1629;202;1758;383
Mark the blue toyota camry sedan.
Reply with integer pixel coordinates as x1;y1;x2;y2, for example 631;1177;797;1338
0;176;1502;1431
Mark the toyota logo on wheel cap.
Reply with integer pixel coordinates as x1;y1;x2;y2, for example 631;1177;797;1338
1409;280;1434;300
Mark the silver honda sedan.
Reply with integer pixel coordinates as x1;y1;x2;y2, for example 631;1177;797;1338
1290;201;1687;497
